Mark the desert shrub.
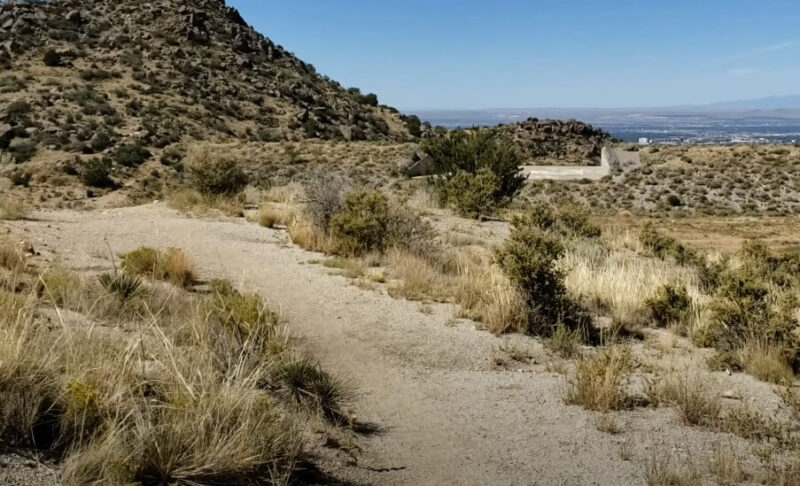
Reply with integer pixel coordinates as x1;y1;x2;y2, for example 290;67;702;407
439;168;501;218
565;346;633;412
646;284;691;327
555;203;602;238
112;143;151;167
422;129;525;216
121;247;195;288
206;279;280;342
42;49;62;67
330;189;390;256
185;148;248;196
706;351;743;373
5;101;31;122
302;173;350;233
497;214;586;336
81;158;115;188
639;223;699;265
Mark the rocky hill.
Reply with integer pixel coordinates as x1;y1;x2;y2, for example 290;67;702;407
0;0;413;167
494;118;612;165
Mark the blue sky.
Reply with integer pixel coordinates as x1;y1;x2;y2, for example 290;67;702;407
228;0;800;109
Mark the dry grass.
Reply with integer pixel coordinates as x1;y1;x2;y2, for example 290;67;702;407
386;249;448;302
564;236;703;331
121;247;196;288
0;197;29;220
565;346;633;412
287;214;329;253
256;206;290;228
643;452;702;486
742;341;795;385
0;254;345;484
167;188;245;217
709;443;748;485
646;371;721;426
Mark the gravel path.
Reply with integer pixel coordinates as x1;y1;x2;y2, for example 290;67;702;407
6;204;666;485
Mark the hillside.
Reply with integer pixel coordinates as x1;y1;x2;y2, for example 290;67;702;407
493;118;612;165
0;0;414;171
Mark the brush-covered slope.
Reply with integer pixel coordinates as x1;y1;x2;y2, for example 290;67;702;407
0;0;413;167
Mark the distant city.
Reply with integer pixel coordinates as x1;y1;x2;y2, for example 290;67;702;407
413;96;800;145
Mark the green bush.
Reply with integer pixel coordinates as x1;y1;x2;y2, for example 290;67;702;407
523;202;600;238
639;223;698;265
497;215;585;336
81;158;115;188
555;203;601;238
112;143;151;167
43;49;62;67
646;284;691;327
422;129;525;217
442;168;501;218
185;150;248;196
330;189;390;256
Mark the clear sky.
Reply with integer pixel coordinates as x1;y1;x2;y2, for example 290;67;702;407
227;0;800;110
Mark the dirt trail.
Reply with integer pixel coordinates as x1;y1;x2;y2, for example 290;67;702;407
8;204;652;485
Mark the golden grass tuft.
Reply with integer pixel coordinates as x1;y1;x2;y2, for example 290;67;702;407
565;346;633;412
742;341;795;385
0;256;342;484
646;371;721;426
0;197;29;220
121;247;196;288
563;238;704;331
257;206;285;228
386;249;448;302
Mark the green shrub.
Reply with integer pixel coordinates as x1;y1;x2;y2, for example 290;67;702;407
422;129;525;217
112;143;151;167
639;223;698;265
185;149;248;196
555;203;601;238
497;215;585;336
81;158;115;188
646;284;691;327
43;49;62;67
206;279;280;345
330;189;390;256
442;168;501;218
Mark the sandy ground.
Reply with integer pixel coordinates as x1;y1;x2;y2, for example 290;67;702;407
2;203;777;485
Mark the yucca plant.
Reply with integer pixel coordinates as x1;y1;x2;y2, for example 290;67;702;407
98;273;142;301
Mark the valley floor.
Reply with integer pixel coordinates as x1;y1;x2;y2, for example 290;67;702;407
2;204;781;485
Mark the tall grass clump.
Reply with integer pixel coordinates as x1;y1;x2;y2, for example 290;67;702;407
121;247;196;288
0;254;346;484
565;346;633;412
0;197;30;220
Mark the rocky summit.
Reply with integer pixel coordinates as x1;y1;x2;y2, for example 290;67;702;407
494;118;612;165
0;0;414;163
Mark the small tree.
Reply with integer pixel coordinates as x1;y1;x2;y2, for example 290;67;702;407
422;129;525;217
497;215;580;335
330;189;390;256
185;148;248;196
